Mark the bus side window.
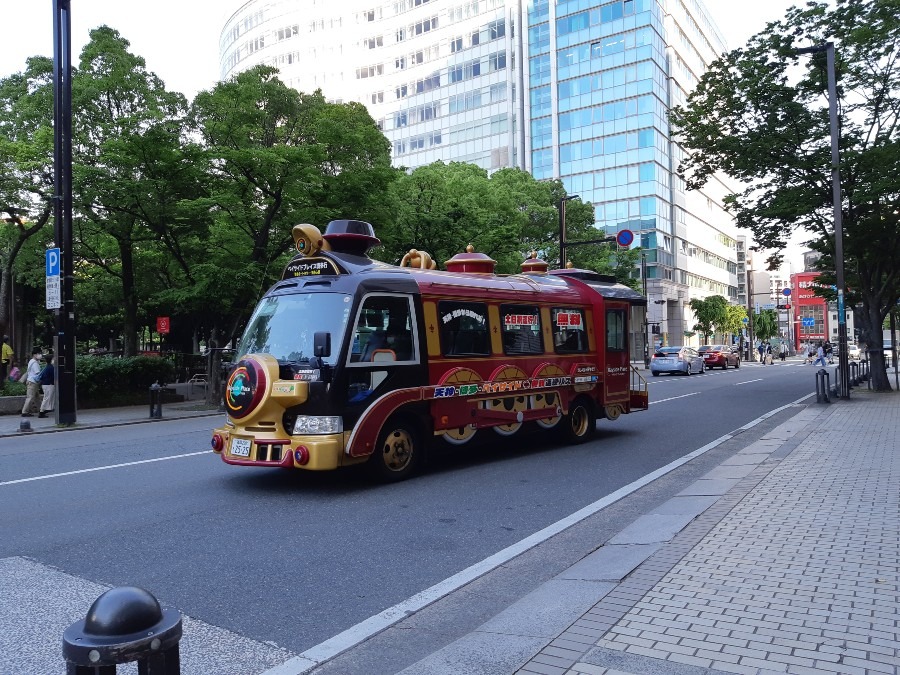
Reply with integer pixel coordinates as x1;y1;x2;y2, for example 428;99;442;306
438;301;490;357
350;295;417;364
552;307;588;354
501;304;543;355
606;309;626;351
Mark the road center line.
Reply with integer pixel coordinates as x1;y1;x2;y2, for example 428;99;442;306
262;391;818;675
734;378;763;386
0;451;208;487
650;392;700;405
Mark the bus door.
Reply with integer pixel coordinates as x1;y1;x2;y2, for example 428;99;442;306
604;302;630;403
344;293;423;425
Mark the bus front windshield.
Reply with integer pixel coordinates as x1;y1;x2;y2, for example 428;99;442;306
237;293;352;366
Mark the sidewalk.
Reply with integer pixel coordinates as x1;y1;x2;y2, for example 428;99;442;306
402;389;900;675
1;399;221;438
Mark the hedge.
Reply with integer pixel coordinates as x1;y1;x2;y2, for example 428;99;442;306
73;356;177;402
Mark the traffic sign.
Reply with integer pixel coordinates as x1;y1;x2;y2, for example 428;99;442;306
782;288;791;296
46;248;61;277
802;317;815;327
615;229;634;247
156;317;171;334
741;317;749;324
46;248;61;309
762;303;776;310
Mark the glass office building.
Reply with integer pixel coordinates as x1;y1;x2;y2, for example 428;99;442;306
220;0;739;340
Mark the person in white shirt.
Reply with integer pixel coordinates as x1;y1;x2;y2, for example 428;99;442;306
21;347;44;417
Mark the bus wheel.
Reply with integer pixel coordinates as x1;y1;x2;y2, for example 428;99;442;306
563;397;596;444
369;418;421;482
604;404;622;421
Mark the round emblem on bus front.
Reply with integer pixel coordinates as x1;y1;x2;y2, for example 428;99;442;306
225;358;267;419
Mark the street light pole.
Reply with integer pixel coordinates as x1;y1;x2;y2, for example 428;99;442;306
53;0;77;424
558;194;580;268
794;42;849;397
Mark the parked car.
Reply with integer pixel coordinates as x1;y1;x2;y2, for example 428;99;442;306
650;346;705;376
846;344;861;361
698;344;741;369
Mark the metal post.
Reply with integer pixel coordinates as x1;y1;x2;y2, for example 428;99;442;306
892;309;899;390
557;194;579;269
53;0;77;425
641;254;649;368
826;43;850;399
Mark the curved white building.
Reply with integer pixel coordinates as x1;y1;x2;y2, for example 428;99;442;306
221;0;518;171
220;0;742;349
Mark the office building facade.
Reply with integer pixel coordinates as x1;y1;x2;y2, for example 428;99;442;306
220;0;739;339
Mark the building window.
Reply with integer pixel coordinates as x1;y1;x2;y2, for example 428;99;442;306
396;56;407;69
489;51;506;71
450;36;463;52
371;91;384;104
606;309;626;351
396;27;407;42
489;19;505;40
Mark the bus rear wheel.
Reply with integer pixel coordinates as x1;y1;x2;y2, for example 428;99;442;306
562;397;596;444
368;417;422;482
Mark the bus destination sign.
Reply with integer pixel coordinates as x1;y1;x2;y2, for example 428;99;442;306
282;257;340;279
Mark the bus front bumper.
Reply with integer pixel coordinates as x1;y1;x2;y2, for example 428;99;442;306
211;427;346;470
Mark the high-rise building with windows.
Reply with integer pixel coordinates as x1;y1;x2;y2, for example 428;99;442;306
220;0;739;339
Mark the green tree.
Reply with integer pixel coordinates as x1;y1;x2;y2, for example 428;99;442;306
190;66;397;346
723;304;748;342
753;309;779;342
72;27;191;356
670;0;900;390
0;57;57;349
380;163;637;285
689;295;728;344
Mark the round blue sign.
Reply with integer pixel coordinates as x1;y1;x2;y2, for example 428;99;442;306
616;229;634;247
782;288;792;296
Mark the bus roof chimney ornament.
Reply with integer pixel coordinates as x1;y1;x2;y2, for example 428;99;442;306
444;244;497;274
521;250;549;275
322;220;381;256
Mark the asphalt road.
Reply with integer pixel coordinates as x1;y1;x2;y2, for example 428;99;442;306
0;359;818;672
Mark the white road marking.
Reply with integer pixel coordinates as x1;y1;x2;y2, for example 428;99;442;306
0;451;208;487
649;392;701;405
734;379;763;386
261;392;818;675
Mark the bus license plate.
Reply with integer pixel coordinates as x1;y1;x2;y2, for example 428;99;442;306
231;438;252;457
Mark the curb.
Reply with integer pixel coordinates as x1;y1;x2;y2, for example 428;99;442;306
1;410;222;439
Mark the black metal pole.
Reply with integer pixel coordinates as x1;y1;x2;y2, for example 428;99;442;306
825;42;849;398
53;0;77;424
558;198;567;269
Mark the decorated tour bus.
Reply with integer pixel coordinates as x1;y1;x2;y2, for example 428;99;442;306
211;220;648;480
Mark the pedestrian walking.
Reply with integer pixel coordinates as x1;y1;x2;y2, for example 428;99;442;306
813;342;827;367
0;335;13;383
38;354;56;418
780;341;788;361
21;347;44;417
757;341;765;363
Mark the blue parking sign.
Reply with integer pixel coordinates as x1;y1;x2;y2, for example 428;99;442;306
46;248;61;277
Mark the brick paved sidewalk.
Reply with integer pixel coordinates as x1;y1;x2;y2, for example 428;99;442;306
520;390;900;675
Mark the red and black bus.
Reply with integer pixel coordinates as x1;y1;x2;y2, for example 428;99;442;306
211;220;648;480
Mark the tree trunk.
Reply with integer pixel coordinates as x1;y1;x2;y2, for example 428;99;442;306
119;238;139;357
860;303;891;392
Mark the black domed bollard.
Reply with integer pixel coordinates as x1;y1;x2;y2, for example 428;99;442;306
63;586;182;674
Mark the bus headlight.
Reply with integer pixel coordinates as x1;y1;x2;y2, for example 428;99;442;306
292;416;343;435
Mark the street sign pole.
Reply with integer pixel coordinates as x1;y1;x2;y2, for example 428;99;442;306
53;0;76;424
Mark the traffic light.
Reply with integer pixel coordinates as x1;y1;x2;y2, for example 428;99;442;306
776;304;791;310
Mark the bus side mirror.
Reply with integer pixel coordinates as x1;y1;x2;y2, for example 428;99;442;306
314;331;331;358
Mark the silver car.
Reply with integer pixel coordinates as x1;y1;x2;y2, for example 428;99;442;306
650;346;706;376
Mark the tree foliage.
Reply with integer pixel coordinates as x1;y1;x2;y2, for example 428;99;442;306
689;295;729;344
753;309;779;342
670;0;900;389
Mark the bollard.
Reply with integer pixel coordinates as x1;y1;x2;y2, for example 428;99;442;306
63;586;182;674
815;368;830;403
149;382;163;419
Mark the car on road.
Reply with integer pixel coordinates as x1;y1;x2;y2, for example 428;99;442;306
846;344;861;361
698;344;741;369
650;346;705;376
